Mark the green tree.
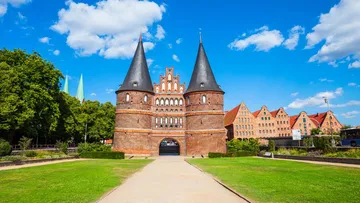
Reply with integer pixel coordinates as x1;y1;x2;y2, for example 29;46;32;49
341;125;352;130
268;140;275;152
19;136;32;152
311;128;322;135
0;49;62;144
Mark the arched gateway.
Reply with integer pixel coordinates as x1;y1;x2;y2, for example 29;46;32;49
159;138;180;155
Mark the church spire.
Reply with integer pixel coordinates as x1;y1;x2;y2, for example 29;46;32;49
63;75;69;94
185;37;223;94
76;74;85;104
117;35;153;94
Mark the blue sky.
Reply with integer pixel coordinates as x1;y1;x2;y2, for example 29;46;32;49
1;0;359;125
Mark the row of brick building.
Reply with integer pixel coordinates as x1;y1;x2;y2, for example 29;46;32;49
224;102;342;140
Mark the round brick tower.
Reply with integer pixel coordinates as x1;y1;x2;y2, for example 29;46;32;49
113;36;154;155
184;38;227;156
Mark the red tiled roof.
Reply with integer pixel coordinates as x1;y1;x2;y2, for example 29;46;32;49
224;105;240;127
270;109;279;117
289;115;299;128
308;112;327;126
252;110;261;117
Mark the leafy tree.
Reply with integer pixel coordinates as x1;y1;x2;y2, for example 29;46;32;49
19;136;32;152
341;125;352;130
268;140;275;152
310;128;322;135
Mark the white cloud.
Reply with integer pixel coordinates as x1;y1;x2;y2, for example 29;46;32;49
348;61;360;68
53;50;60;56
283;25;305;50
0;0;31;17
147;58;154;67
155;25;165;40
105;88;114;94
39;37;50;44
228;26;284;52
291;92;299;97
319;78;334;83
176;38;183;44
321;100;360;108
348;82;357;87
328;61;339;67
168;44;172;49
287;88;343;109
172;54;180;62
17;12;26;20
342;111;360;119
51;0;166;59
306;0;360;65
90;93;96;96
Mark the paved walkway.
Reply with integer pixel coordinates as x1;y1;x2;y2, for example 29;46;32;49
98;156;245;203
0;159;86;171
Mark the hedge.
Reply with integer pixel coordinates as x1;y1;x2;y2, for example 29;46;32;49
208;151;255;158
80;152;124;159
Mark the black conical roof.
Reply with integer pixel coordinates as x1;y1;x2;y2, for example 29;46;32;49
117;37;154;94
185;41;223;94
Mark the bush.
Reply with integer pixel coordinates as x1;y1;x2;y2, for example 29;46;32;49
55;141;68;154
324;149;360;158
25;150;37;157
80;152;124;159
19;136;32;152
77;143;111;153
0;139;12;156
313;136;340;153
1;156;23;162
268;140;275;152
208;151;255;158
274;148;308;156
227;139;260;154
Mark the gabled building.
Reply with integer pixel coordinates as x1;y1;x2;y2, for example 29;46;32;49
253;106;278;138
224;102;256;140
290;111;316;136
271;107;291;137
308;111;342;134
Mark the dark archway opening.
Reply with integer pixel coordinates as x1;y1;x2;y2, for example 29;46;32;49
159;138;180;155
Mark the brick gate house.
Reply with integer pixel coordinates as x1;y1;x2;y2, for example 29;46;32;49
113;36;227;156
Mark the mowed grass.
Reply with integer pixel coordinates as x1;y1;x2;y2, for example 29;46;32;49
0;159;152;203
188;157;360;203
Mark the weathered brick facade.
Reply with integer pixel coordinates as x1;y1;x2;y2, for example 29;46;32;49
113;38;227;156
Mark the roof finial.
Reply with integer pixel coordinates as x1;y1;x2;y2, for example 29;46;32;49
139;32;142;42
199;28;202;43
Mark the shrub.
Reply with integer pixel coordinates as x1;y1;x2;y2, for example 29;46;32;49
2;156;23;162
19;136;32;152
55;141;68;154
80;152;124;159
77;143;111;153
274;148;308;156
268;140;275;152
227;139;260;154
313;136;340;153
25;150;37;157
0;139;12;156
208;151;255;158
324;149;360;158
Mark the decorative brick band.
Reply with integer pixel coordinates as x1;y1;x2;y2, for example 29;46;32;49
114;128;152;133
151;130;186;135
116;109;153;115
185;111;224;116
113;148;152;155
186;129;226;134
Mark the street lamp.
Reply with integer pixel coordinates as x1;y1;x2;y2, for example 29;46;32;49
323;97;335;147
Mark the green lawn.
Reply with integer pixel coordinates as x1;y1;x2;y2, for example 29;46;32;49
188;157;360;203
0;159;152;203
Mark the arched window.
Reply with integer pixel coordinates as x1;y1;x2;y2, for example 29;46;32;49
175;118;178;124
160;118;163;124
156;99;159;105
165;118;168;124
165;99;169;106
155;118;158;124
180;87;183;93
144;95;148;102
168;74;171;81
160;99;164;106
162;83;165;91
180;118;183;124
170;99;174;106
180;99;183;106
170;118;173;124
126;93;130;102
175;99;178;106
202;95;206;104
174;83;178;90
168;82;171;91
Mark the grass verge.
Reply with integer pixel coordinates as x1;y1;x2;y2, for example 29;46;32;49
188;157;360;203
0;159;152;203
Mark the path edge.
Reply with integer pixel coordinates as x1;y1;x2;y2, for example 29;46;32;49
185;159;253;203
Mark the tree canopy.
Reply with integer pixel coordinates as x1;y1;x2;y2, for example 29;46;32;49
0;49;115;145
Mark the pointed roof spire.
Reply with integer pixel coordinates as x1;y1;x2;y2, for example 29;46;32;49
199;30;202;44
63;75;69;94
76;74;85;104
117;37;153;94
185;38;223;94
